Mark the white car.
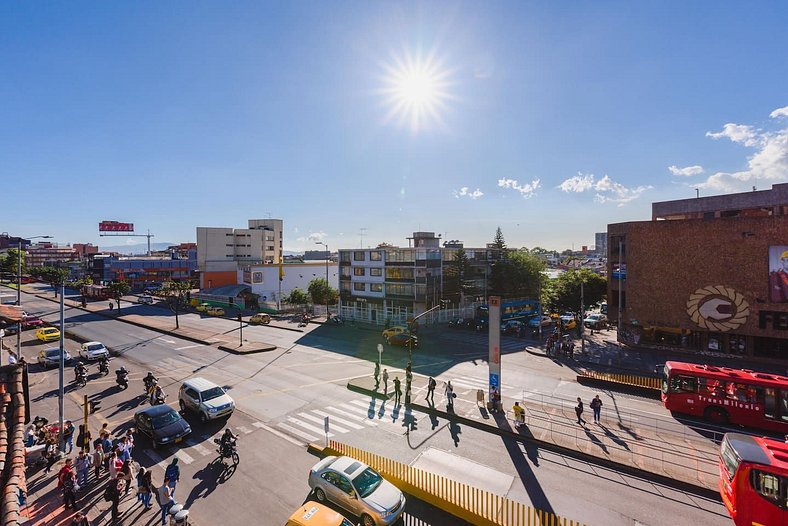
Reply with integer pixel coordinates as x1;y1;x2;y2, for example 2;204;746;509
137;294;154;305
80;341;109;361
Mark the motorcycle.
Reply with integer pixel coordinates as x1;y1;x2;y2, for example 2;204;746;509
115;368;129;390
329;316;344;325
98;359;110;376
214;437;240;465
151;392;167;406
74;369;87;388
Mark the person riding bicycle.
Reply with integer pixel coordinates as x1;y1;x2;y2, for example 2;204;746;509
219;428;239;457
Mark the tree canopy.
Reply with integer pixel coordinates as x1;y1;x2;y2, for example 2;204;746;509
107;280;131;309
542;269;607;314
489;250;545;299
158;280;192;329
307;278;338;305
0;249;26;278
285;288;310;306
492;227;507;250
442;249;476;303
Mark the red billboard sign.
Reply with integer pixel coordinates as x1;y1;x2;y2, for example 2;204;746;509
99;221;134;232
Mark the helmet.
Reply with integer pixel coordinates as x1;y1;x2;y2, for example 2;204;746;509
781;250;788;260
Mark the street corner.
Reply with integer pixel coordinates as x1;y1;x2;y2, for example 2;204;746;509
346;375;393;401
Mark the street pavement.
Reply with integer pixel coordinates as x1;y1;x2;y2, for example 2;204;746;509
10;284;731;525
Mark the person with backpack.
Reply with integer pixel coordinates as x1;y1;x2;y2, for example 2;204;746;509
62;470;78;510
164;458;180;496
590;395;603;424
426;377;437;403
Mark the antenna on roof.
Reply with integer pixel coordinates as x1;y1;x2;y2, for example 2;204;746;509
359;227;367;248
695;188;700;199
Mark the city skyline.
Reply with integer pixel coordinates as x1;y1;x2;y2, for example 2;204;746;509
2;2;786;252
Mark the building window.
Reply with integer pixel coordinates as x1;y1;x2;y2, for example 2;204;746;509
353;251;366;261
340;252;351;262
386;267;414;280
386;283;413;296
340;281;351;293
340;267;351;277
370;251;382;261
354;267;365;276
353;282;366;291
370;283;383;292
370;268;382;277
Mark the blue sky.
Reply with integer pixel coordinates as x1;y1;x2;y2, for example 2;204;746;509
2;1;787;252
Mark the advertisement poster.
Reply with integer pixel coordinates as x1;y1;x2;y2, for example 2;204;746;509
768;246;788;303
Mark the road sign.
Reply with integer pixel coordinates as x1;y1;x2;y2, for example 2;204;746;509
489;373;499;388
324;416;330;434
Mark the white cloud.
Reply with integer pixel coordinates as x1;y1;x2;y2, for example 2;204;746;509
706;123;760;147
770;106;788;119
296;231;327;243
668;165;704;177
696;106;788;192
453;187;484;199
557;172;651;206
558;173;595;192
497;178;541;198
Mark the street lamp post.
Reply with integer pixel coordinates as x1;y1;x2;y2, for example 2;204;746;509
16;235;52;356
316;242;330;319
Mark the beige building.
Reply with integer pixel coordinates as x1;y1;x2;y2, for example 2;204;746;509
196;219;283;289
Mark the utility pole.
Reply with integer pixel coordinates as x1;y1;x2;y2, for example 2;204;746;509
618;238;623;328
580;279;585;354
58;282;65;450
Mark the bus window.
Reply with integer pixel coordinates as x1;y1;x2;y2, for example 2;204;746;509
669;375;697;393
720;437;740;481
782;391;788;422
766;388;776;419
750;469;783;506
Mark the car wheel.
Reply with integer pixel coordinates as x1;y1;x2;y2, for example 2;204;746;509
179;400;186;413
314;487;326;502
361;514;376;526
199;412;208;424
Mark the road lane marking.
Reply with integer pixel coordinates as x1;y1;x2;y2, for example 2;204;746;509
311;410;364;430
185;441;212;457
173;449;194;464
277;422;319;442
236;425;252;434
159;338;176;344
256;422;307;447
334;404;378;426
298;413;349;433
143;448;169;470
175;345;201;350
286;416;334;437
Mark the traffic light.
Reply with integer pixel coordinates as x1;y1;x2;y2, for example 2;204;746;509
440;300;448;309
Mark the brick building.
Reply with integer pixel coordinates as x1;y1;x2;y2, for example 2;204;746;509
608;183;788;363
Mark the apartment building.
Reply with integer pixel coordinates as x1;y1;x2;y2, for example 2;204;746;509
196;219;283;289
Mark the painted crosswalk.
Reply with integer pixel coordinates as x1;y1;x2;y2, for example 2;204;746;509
435;374;515;393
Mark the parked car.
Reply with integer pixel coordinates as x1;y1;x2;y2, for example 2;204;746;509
137;294;154;305
36;327;61;342
178;377;235;423
386;333;418;348
206;306;225;316
79;341;109;361
286;502;355;526
133;405;191;449
1;324;19;336
381;326;408;339
195;302;210;312
249;313;271;325
21;316;45;330
500;320;524;335
583;313;608;330
559;313;577;330
527;315;553;328
37;347;72;368
308;455;406;526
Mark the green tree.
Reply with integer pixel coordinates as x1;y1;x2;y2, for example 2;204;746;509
106;280;131;310
543;269;607;314
443;249;475;303
0;248;26;281
492;227;507;250
32;265;69;297
157;280;192;329
307;278;338;306
285;288;310;306
489;250;545;298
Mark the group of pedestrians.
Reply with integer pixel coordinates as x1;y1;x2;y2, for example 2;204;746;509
546;334;575;359
575;395;604;425
43;421;183;525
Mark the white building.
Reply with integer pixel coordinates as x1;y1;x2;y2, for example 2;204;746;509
240;260;338;309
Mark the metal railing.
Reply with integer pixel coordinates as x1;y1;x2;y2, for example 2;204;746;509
577;370;661;390
325;440;586;526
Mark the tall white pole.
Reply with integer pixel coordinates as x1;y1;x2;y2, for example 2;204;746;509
58;283;65;450
618;238;623;327
16;240;21;357
580;280;585;354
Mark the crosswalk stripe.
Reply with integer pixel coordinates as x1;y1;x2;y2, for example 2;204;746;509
256;422;307;447
186;441;213;457
236;426;252;434
174;449;194;465
144;448;168;470
335;404;378;426
299;413;349;433
317;408;365;429
251;422;266;429
277;422;319;442
286;416;334;437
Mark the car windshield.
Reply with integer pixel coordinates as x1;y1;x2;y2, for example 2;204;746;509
201;386;226;401
87;344;104;351
47;350;63;357
44;329;57;334
352;467;383;498
151;409;181;429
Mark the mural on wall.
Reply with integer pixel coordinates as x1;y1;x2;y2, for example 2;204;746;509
769;246;788;303
686;286;750;332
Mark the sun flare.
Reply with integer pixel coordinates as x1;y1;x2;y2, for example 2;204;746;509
380;50;453;133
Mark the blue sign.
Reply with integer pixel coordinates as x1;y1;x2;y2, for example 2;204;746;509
489;373;499;388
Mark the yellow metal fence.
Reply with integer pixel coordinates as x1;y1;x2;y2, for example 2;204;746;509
324;440;586;526
578;370;661;390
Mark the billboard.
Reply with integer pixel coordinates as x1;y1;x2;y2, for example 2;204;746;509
769;246;788;303
99;221;134;232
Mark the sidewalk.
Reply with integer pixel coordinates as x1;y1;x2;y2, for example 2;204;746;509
348;373;720;495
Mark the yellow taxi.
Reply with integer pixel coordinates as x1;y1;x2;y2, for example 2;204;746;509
195;302;210;312
206;306;225;316
285;502;354;526
381;325;408;339
249;313;271;325
36;327;61;342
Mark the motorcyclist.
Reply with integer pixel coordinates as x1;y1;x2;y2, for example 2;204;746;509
219;428;239;457
74;361;87;383
143;372;158;393
151;385;167;405
99;355;110;373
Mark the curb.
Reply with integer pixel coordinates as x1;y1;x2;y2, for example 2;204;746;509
217;344;278;355
347;381;392;402
346;381;718;501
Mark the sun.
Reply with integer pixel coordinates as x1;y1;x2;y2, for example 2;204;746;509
379;50;454;133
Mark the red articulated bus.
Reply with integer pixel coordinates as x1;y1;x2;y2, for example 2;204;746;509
720;433;788;526
661;361;788;432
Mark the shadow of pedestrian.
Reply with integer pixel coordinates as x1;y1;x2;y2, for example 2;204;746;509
429;413;440;430
367;398;376;419
377;400;387;419
583;428;609;454
184;459;225;508
599;424;630;450
449;420;461;447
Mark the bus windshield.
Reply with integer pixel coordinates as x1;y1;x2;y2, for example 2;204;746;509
720;436;740;481
661;364;669;393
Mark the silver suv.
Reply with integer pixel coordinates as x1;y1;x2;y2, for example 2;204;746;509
178;377;234;423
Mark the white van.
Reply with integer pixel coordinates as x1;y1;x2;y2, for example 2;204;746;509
178;377;235;423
